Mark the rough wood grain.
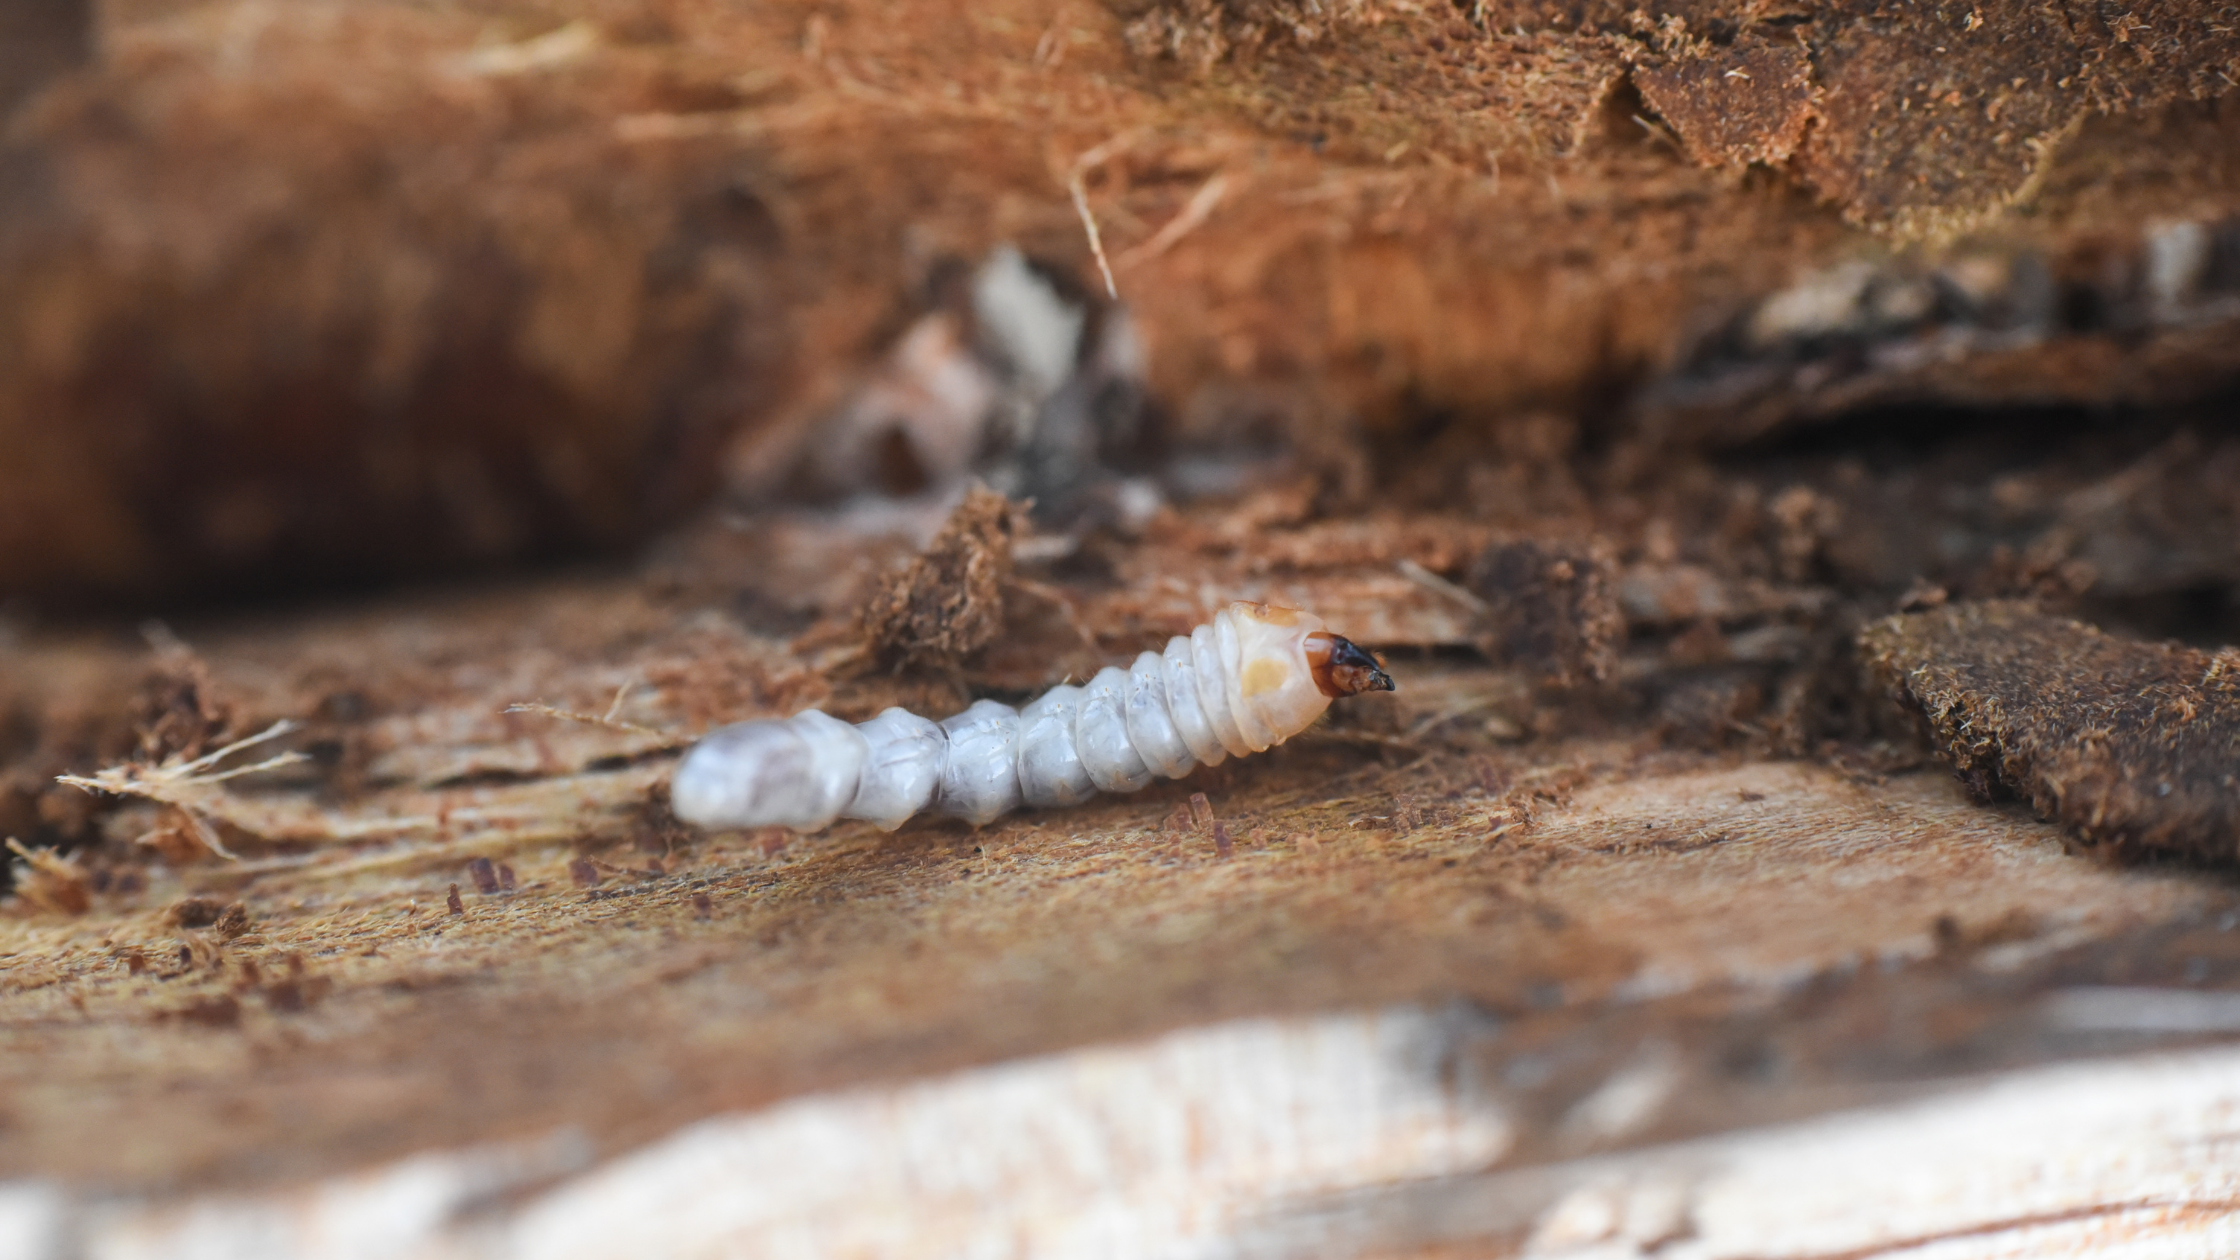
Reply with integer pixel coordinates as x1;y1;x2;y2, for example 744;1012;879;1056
5;565;2237;1203
2;0;2238;1249
4;0;2237;600
10;1015;2240;1257
1867;601;2240;862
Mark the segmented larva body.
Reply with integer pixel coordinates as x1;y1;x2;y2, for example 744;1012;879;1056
670;601;1394;832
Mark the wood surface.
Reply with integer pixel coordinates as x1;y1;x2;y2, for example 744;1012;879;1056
3;0;2238;600
5;566;2240;1255
7;1019;2238;1258
3;0;2240;1252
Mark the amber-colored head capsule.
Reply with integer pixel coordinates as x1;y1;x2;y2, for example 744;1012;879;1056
1304;632;1396;698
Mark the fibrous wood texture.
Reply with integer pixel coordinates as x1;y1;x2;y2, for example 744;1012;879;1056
2;0;2237;599
1866;601;2240;862
7;563;2240;1226
12;1018;2240;1257
4;0;2240;1252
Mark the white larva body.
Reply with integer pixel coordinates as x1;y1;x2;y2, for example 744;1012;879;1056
671;602;1352;832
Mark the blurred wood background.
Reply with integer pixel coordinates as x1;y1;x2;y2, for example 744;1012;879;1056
2;0;2239;1253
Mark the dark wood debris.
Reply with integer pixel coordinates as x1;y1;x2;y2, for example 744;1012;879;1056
1864;601;2240;862
855;486;1021;674
1467;539;1624;688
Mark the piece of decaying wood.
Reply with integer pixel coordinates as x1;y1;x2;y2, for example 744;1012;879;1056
26;1014;2240;1259
1865;601;2240;862
6;732;2229;1196
6;569;2237;1226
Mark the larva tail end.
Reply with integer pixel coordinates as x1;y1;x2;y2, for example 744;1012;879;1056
1305;633;1395;697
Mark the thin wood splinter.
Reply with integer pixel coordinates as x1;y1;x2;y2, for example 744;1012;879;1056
671;601;1394;833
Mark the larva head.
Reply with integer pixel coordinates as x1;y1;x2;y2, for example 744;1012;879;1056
1220;601;1385;746
1304;632;1395;698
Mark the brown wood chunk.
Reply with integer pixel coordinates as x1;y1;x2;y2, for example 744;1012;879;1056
1633;41;1815;169
213;902;252;941
856;486;1019;674
467;857;500;896
1863;601;2240;861
1467;540;1623;687
169;897;226;929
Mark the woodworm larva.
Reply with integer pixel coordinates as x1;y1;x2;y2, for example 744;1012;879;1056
670;601;1394;832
